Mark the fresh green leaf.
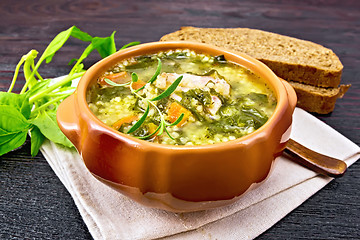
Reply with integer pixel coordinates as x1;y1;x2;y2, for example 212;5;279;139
68;26;93;42
31;110;73;148
30;126;45;157
0;106;31;136
40;26;92;64
247;92;269;104
185;88;212;107
68;33;116;76
151;76;183;101
41;27;76;64
0;105;31;156
241;106;268;129
69;36;135;76
0;132;28;156
3;25;144;155
68;44;93;76
119;41;140;50
0;92;31;119
91;31;117;58
127;104;150;134
20;26;94;94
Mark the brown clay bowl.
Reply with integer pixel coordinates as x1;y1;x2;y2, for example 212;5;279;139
57;41;297;212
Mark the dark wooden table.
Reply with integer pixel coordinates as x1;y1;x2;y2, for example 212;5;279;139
1;0;359;239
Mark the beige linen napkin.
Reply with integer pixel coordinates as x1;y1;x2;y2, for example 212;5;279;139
41;107;360;240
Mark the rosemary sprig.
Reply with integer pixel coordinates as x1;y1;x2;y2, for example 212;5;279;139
150;75;183;101
104;58;185;140
127;104;149;134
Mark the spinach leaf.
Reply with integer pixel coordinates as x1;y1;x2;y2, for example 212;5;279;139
0;92;31;119
207;120;245;135
69;33;117;75
0;106;31;156
19;26;97;94
0;106;31;137
180;95;206;122
241;106;268;129
69;26;93;42
31;110;73;148
185;89;212;107
210;88;227;104
0;133;28;157
203;69;226;80
247;92;269;104
91;31;117;58
1;26;139;157
30;126;45;157
41;26;91;64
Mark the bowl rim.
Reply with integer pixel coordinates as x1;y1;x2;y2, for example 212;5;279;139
75;41;289;152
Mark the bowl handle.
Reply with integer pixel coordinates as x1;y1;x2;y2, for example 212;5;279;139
56;93;81;149
280;78;297;111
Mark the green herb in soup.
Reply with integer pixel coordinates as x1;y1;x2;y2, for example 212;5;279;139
87;49;277;145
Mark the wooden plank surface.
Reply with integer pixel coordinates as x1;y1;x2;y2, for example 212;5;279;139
1;0;359;239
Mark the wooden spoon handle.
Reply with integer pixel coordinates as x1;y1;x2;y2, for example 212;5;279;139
284;139;347;178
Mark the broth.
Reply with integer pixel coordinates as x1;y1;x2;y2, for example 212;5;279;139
87;49;277;145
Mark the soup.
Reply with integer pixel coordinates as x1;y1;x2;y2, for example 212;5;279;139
87;49;277;145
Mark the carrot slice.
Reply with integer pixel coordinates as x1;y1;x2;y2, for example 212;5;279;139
99;71;146;90
148;123;159;135
98;72;130;86
131;80;146;90
112;115;139;131
167;102;191;127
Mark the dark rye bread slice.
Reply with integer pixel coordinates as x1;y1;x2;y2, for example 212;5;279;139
288;81;350;114
160;26;343;88
160;26;350;114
